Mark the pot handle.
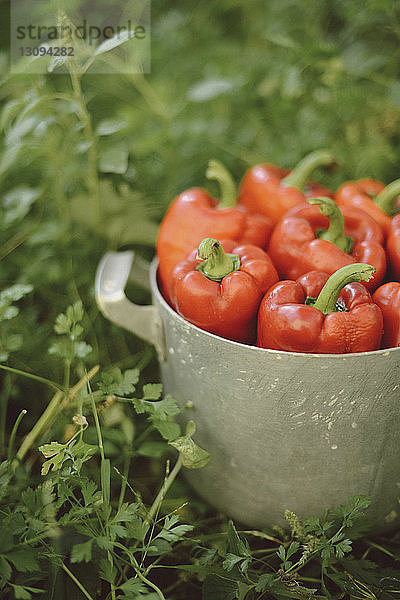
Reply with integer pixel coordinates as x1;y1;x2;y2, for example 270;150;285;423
95;251;166;360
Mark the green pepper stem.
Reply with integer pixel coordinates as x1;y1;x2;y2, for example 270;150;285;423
206;159;237;209
282;149;335;191
312;263;376;316
307;196;354;253
373;179;400;216
196;238;240;282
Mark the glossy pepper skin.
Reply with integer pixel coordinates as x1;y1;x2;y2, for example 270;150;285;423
169;238;278;344
257;264;383;353
386;214;400;281
335;179;400;238
304;181;334;199
242;166;334;199
372;282;400;348
238;149;334;225
156;161;273;302
267;197;386;291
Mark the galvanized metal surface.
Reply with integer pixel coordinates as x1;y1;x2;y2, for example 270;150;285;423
96;251;400;532
95;251;166;359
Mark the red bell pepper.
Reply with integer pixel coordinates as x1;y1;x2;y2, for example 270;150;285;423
237;149;334;225
335;178;400;237
372;282;400;348
386;214;400;281
257;264;383;353
267;196;386;291
304;181;334;200
156;160;273;302
241;167;334;200
169;238;278;344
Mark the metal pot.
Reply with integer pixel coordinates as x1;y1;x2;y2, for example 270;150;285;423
95;250;400;532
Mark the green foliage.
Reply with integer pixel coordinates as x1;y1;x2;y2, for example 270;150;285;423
2;1;400;598
222;521;252;576
0;368;200;598
0;284;33;361
276;540;300;570
169;421;211;468
38;437;97;475
98;367;140;396
191;495;400;599
49;300;93;362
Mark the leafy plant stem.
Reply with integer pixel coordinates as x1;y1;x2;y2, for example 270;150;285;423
285;524;346;575
14;365;99;467
321;565;331;598
89;385;105;463
0;373;12;456
108;551;116;600
0;364;64;393
88;384;115;600
60;562;95;600
113;466;147;514
130;74;171;122
146;455;183;524
113;542;166;600
250;548;279;556
365;539;396;558
15;531;53;548
68;69;100;226
117;454;131;510
64;359;71;391
242;529;284;545
79;398;84;441
19;92;76;114
0;219;43;262
7;409;27;466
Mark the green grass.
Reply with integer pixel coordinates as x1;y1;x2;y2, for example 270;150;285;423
2;1;400;598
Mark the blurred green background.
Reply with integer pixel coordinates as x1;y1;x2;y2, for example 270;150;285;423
2;1;400;597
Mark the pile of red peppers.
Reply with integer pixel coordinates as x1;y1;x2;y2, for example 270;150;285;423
156;151;400;353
